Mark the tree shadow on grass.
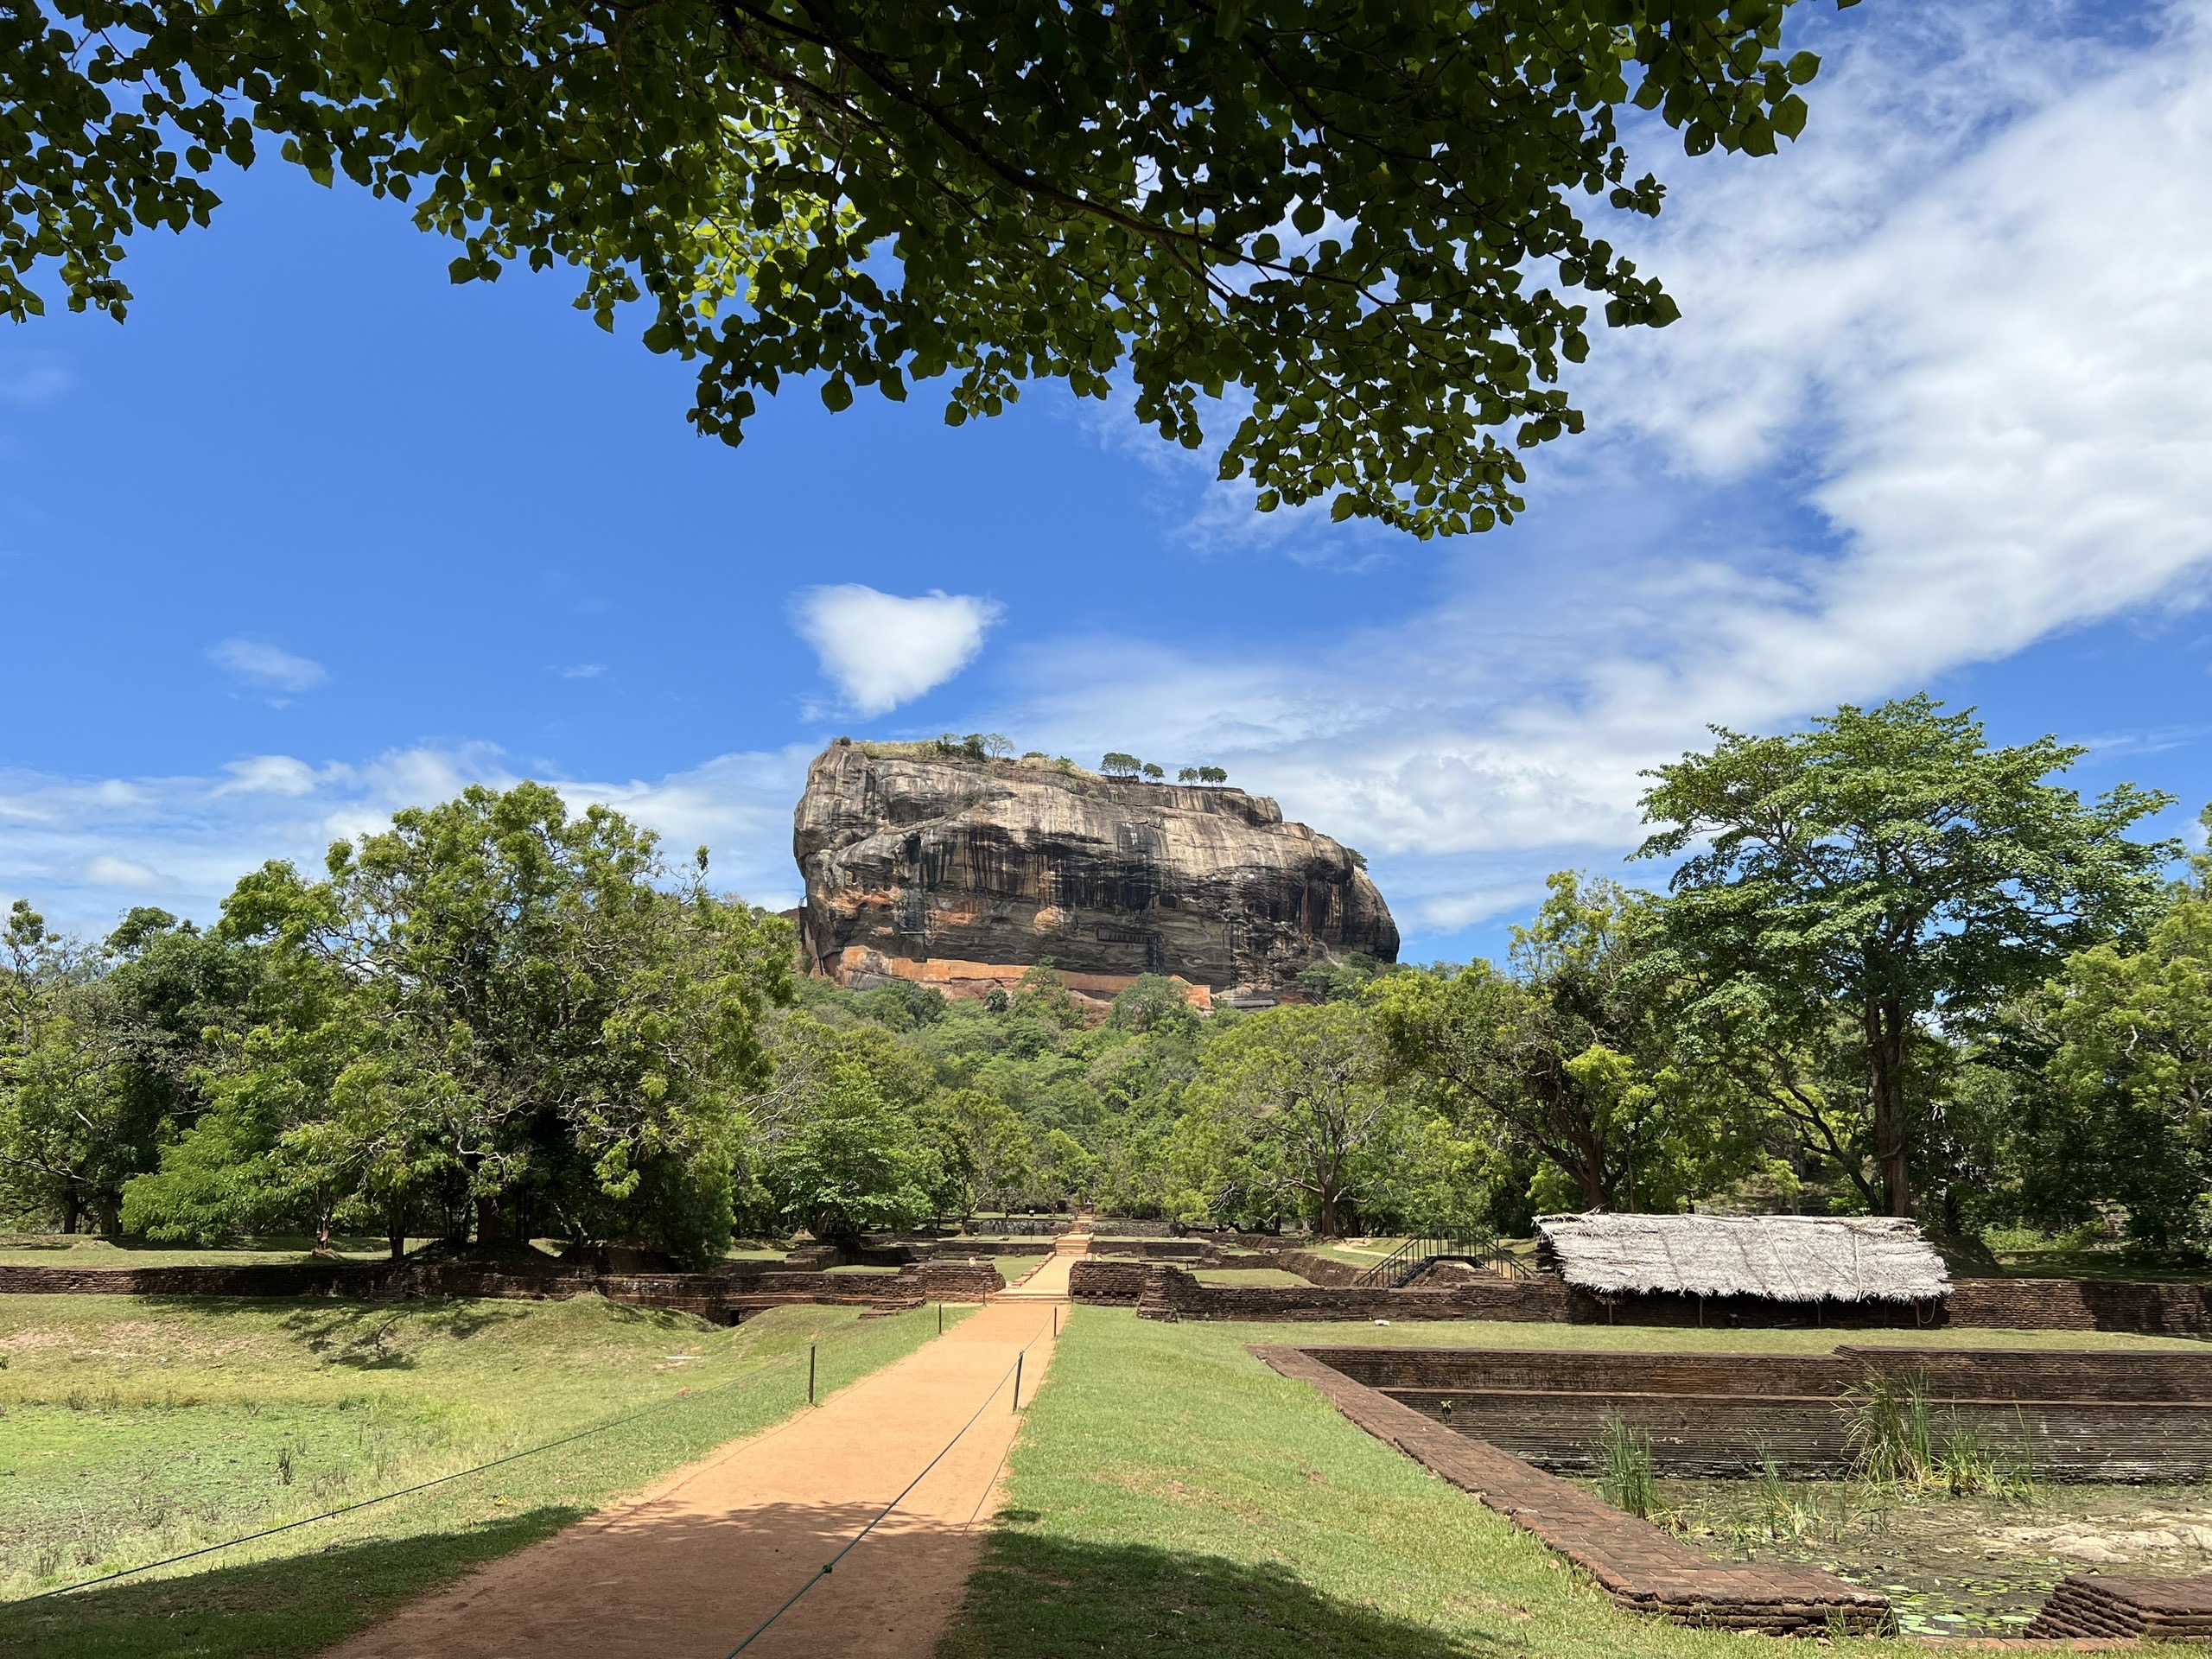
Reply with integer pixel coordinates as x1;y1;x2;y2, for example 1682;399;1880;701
268;1300;522;1367
940;1530;1535;1659
0;1506;586;1659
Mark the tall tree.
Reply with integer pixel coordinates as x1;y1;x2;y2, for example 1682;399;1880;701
127;784;792;1263
9;0;1840;537
1373;873;1763;1213
1189;1000;1401;1235
1998;817;2212;1249
1637;696;2173;1217
0;904;148;1232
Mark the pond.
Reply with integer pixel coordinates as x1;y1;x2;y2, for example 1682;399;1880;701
1608;1474;2212;1637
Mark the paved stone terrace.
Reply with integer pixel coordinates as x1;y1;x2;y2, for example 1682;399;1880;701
1254;1344;1891;1637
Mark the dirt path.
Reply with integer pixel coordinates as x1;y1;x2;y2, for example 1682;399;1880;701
994;1230;1089;1301
323;1300;1062;1659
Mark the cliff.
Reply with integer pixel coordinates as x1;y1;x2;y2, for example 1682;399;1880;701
793;742;1398;995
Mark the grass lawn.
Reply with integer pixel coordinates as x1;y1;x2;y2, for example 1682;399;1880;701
1191;1268;1311;1287
0;1237;405;1270
994;1255;1050;1283
940;1310;2211;1659
1985;1244;2210;1284
0;1293;967;1658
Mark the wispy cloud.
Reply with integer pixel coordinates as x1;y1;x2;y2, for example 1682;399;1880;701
791;584;1003;716
0;352;70;409
0;744;811;936
557;664;606;680
1001;0;2212;937
207;639;329;696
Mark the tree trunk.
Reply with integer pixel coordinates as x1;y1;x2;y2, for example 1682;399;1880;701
1867;997;1912;1217
474;1192;503;1245
388;1200;410;1262
59;1187;79;1236
1317;1187;1340;1237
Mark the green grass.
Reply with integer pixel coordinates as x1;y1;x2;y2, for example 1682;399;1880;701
994;1255;1050;1283
1191;1268;1311;1287
940;1310;2212;1659
0;1292;966;1658
0;1236;804;1270
0;1237;404;1269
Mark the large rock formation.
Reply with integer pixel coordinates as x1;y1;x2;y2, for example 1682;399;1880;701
794;741;1398;997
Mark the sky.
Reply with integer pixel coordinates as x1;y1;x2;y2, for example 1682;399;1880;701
4;0;2211;968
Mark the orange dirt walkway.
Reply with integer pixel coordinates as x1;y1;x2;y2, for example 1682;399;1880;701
993;1230;1088;1301
322;1301;1062;1659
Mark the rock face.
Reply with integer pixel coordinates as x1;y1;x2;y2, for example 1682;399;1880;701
793;743;1398;994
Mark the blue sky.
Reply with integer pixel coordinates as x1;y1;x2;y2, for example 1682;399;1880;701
4;0;2210;969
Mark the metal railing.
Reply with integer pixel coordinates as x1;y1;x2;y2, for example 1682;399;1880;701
1352;1234;1532;1288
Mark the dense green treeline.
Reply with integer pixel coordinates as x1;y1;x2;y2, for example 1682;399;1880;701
9;696;2212;1259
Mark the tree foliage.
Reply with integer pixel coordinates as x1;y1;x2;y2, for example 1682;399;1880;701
124;783;792;1264
12;0;1839;536
1638;696;2173;1216
1375;873;1769;1212
1185;1000;1402;1234
2002;830;2212;1249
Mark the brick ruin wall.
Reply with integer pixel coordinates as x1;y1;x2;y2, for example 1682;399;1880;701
1111;1262;2212;1339
1068;1260;1152;1304
1300;1346;2212;1482
1948;1276;2212;1336
0;1256;1005;1319
1127;1265;1575;1321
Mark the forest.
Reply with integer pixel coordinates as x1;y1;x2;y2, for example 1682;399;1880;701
6;695;2211;1268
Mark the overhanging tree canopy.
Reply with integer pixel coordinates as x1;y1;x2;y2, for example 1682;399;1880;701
17;0;1836;535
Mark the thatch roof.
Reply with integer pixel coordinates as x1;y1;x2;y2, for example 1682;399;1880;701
1532;1213;1951;1303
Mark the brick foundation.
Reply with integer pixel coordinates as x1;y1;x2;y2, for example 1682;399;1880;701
1306;1346;2212;1481
0;1256;1001;1319
1949;1278;2212;1337
1070;1260;1153;1305
1256;1345;1890;1636
1129;1263;2212;1340
1135;1264;1574;1321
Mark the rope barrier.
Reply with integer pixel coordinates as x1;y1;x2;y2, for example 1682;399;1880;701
2;1344;815;1611
721;1314;1058;1657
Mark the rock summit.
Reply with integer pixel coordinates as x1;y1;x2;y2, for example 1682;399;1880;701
793;741;1397;1003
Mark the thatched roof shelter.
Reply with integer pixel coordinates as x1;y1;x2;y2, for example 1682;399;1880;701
1533;1213;1951;1304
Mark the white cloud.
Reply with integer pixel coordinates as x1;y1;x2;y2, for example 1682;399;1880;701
1004;0;2212;938
0;743;810;937
791;585;1002;716
0;353;69;408
18;1;2207;957
557;664;606;680
217;755;322;797
208;639;328;695
83;855;165;891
